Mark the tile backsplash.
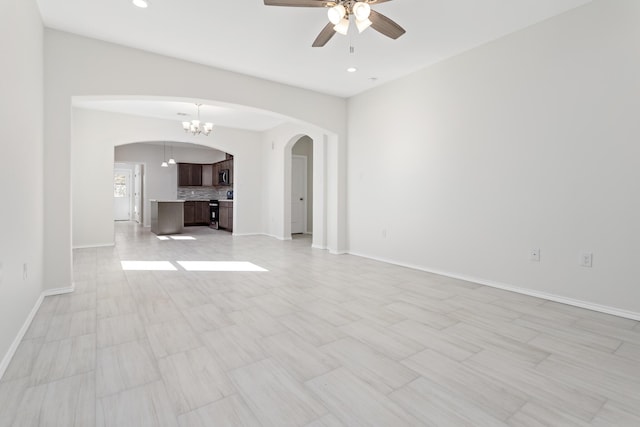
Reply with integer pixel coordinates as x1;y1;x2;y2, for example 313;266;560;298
178;186;232;200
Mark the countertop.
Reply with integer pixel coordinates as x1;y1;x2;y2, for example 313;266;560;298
150;200;185;203
219;199;234;203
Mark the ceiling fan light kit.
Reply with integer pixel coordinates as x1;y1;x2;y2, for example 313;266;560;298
263;0;405;47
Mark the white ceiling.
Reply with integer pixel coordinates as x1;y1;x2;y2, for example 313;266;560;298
39;0;592;129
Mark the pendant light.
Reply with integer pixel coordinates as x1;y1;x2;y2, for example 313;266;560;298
168;144;176;165
161;143;169;168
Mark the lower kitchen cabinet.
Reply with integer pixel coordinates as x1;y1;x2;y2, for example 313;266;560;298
184;201;210;226
219;202;233;231
183;201;195;225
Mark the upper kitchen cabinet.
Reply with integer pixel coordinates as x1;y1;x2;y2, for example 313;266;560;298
178;156;233;187
178;163;202;186
202;164;214;187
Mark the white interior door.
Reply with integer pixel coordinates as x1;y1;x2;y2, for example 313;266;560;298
291;155;307;234
133;164;142;223
113;169;132;221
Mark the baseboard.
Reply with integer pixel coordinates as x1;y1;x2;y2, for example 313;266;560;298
0;285;75;380
261;233;292;241
311;244;327;250
72;243;115;249
43;284;75;297
348;251;640;321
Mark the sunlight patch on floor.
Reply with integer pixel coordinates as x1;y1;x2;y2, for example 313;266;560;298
156;235;196;241
177;261;268;272
121;261;178;271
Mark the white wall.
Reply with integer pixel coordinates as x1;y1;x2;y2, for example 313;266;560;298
347;0;640;317
72;108;263;248
0;0;44;374
44;30;347;290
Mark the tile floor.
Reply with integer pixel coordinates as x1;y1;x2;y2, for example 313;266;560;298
1;222;640;426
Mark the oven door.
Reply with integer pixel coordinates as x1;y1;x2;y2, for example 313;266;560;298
209;201;219;229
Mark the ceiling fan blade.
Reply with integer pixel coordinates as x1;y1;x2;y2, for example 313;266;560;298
369;9;406;40
312;22;337;47
264;0;329;7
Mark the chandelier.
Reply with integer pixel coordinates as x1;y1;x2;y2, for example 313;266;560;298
181;103;213;136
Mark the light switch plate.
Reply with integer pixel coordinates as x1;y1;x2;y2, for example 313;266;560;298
580;252;593;268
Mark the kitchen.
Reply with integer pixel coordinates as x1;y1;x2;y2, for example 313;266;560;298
114;142;234;235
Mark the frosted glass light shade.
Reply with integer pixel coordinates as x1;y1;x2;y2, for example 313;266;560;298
132;0;148;8
161;161;168;168
334;18;349;35
168;158;176;165
356;18;372;33
327;4;346;25
353;2;371;21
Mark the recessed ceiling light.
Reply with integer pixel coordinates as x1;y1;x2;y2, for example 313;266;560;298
347;67;357;73
132;0;149;8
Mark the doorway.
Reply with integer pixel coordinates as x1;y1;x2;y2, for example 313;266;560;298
291;155;307;234
291;136;314;237
113;168;132;221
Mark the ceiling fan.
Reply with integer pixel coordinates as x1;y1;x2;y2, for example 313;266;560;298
263;0;406;47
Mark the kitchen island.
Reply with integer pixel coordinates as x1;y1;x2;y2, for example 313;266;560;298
150;200;185;235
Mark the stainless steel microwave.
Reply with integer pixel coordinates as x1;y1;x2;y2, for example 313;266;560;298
219;169;229;185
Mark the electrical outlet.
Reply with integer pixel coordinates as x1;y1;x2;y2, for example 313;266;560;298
23;263;28;280
530;248;540;262
381;229;387;238
580;252;593;268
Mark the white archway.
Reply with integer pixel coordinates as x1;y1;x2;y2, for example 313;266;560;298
70;96;342;257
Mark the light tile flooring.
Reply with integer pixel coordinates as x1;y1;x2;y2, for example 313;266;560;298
1;222;640;426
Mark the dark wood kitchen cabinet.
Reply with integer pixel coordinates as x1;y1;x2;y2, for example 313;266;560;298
178;163;202;186
195;201;210;224
202;164;214;187
184;201;209;226
218;201;233;231
212;162;221;186
183;201;195;225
